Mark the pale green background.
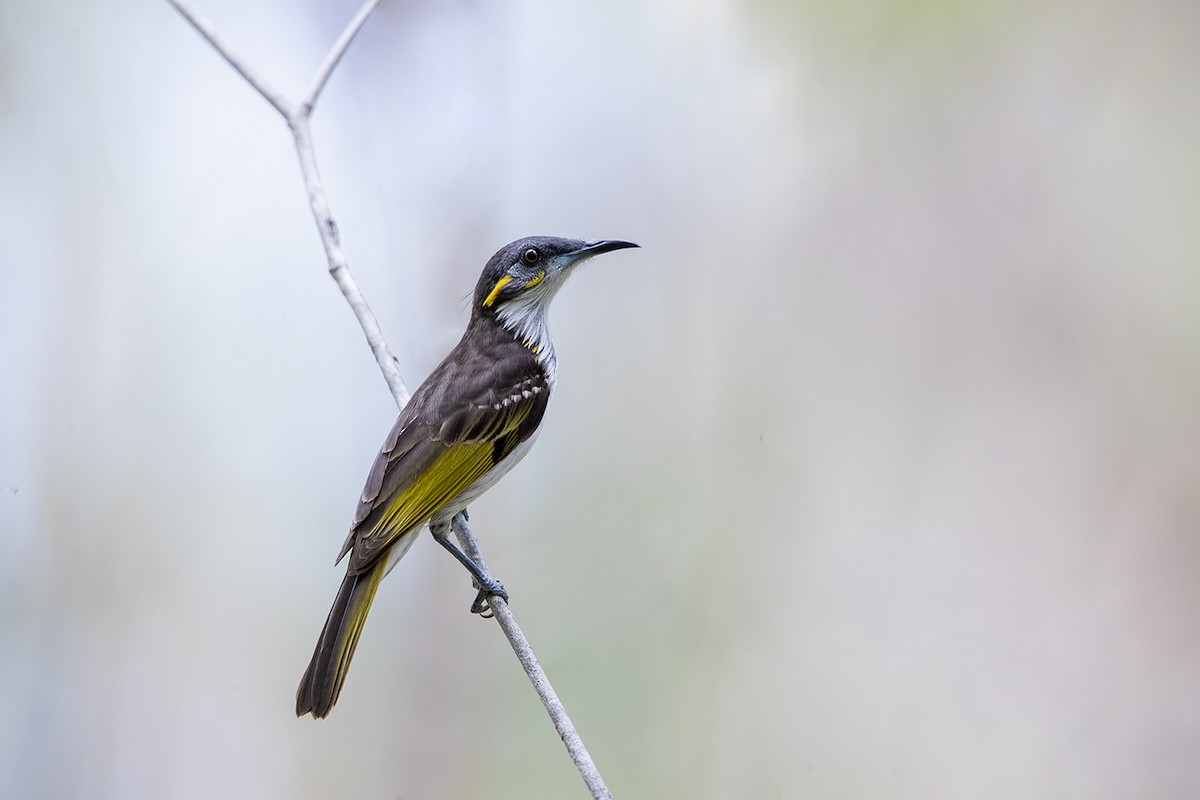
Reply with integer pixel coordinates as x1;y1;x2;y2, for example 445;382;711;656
2;0;1199;797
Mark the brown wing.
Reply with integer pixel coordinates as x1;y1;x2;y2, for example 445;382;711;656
336;323;551;575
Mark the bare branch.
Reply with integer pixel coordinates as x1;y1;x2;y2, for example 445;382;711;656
172;2;611;797
452;514;613;800
302;0;383;113
289;115;411;406
172;0;409;405
167;0;293;118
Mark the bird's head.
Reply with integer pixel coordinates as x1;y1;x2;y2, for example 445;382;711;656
472;236;638;320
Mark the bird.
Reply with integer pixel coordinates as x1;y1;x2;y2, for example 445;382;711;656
296;235;638;719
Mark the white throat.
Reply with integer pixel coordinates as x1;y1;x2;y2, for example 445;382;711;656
495;282;559;384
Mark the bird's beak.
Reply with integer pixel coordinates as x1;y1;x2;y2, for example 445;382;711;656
575;239;640;258
551;239;639;275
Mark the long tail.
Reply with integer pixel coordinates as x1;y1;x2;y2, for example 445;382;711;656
296;558;387;719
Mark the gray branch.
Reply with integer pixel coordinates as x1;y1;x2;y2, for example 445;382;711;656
302;0;381;112
452;513;613;800
168;0;409;406
167;0;292;118
168;2;611;797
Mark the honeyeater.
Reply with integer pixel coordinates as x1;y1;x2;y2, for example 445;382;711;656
296;235;638;719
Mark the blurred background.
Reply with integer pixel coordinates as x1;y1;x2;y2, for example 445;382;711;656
2;0;1199;797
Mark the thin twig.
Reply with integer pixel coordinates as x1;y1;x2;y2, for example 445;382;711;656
167;0;293;118
171;2;610;797
289;114;410;406
302;0;383;112
453;514;613;800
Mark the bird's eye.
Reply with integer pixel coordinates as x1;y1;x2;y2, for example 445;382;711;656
521;248;540;266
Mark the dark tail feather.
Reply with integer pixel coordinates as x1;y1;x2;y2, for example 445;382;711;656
296;560;386;719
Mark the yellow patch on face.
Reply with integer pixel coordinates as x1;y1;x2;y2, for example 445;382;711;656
525;271;545;289
483;275;513;307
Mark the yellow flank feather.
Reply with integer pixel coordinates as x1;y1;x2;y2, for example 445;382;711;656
372;441;494;540
483;275;512;307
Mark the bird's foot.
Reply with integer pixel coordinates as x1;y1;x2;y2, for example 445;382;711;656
430;519;507;616
470;576;508;617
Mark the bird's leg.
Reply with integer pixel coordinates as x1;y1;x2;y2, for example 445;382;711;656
429;519;507;616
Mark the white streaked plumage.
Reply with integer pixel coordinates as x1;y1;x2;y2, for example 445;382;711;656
494;256;585;388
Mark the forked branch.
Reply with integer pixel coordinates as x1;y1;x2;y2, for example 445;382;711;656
168;0;409;406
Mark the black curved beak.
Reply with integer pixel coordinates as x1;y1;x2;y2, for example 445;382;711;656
577;239;639;257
